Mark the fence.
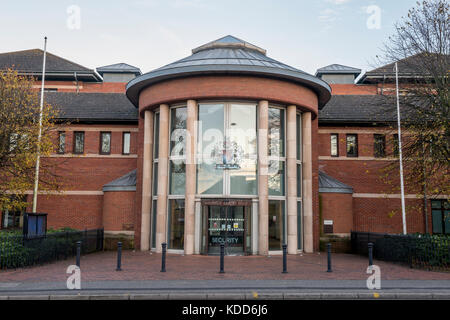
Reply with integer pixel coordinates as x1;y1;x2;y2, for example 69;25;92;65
0;228;104;270
351;231;450;272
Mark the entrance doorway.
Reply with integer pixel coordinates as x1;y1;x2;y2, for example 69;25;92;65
201;199;252;255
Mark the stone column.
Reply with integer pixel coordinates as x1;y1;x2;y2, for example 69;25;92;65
184;99;197;255
156;104;169;253
302;112;313;253
257;100;269;255
286;105;297;254
140;110;154;251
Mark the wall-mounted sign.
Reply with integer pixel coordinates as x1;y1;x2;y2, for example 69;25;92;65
324;220;333;225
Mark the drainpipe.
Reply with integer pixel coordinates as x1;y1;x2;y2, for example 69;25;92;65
74;72;79;93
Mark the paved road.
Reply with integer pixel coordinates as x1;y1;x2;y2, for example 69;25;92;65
1;280;449;299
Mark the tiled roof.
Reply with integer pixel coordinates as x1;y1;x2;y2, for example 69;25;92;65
319;94;397;123
358;53;450;83
45;92;138;122
0;49;101;81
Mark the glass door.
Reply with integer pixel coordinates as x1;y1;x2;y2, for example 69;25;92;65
207;205;245;255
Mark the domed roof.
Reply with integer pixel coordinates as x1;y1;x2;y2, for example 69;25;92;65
126;36;331;108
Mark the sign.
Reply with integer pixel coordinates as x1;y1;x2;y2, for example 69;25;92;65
324;220;333;225
210;236;242;245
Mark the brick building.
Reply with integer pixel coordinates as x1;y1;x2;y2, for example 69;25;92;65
0;36;448;254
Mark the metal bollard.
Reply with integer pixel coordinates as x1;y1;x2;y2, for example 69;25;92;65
161;242;167;272
327;243;332;272
282;244;288;273
219;244;225;273
368;242;374;266
76;241;81;267
116;242;122;271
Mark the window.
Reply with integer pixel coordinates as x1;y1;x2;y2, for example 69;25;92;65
151;111;160;249
122;132;131;155
73;132;84;154
393;134;399;157
1;208;23;229
330;133;339;157
431;200;449;234
58;132;65;154
167;199;185;249
268;200;285;250
169;107;187;195
268;107;285;196
374;134;386;158
197;103;257;196
100;132;111;154
346;134;358;157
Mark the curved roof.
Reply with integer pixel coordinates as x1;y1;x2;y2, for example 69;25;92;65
126;35;331;108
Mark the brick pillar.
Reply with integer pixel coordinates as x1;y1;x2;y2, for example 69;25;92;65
258;100;269;255
184;99;197;255
302;112;313;253
156;104;169;253
286;105;297;254
140;110;154;251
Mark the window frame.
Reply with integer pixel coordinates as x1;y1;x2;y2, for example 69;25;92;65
122;132;131;155
373;134;386;158
57;131;66;154
99;131;111;155
73;131;85;154
346;134;358;158
330;133;339;157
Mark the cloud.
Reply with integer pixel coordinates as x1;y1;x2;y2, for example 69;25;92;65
326;0;351;4
319;8;337;23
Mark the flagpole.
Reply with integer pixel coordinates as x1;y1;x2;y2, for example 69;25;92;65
32;36;47;213
395;62;407;235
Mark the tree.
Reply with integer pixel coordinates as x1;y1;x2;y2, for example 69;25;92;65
378;0;449;233
0;69;63;213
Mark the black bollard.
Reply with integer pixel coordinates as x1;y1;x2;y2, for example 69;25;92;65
368;242;374;266
116;242;122;271
219;244;225;273
76;241;81;267
327;243;332;272
282;244;288;273
161;242;167;272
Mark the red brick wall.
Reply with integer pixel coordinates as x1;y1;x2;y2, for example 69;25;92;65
103;191;136;231
138;75;319;117
329;84;377;95
353;197;428;234
320;192;353;234
31;123;139;231
34;194;103;230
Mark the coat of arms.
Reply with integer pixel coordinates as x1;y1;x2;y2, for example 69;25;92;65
213;138;243;170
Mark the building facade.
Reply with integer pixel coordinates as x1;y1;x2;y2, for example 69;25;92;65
0;36;448;254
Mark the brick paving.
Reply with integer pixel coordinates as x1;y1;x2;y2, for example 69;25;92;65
0;251;449;283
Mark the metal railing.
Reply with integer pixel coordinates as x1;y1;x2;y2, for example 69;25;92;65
351;231;449;272
0;228;104;270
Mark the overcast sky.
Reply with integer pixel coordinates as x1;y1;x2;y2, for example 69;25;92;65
1;0;418;78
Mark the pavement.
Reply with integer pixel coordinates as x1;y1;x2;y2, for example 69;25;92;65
0;251;449;299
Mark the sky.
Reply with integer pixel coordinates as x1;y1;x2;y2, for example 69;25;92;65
0;0;419;78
